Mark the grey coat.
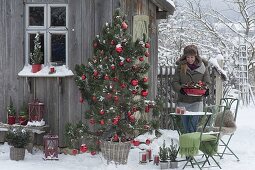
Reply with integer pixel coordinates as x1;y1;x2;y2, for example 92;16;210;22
172;56;211;103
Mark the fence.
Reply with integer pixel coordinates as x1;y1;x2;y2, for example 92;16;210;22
157;65;217;129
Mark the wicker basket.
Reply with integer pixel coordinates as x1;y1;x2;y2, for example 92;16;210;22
10;147;25;161
100;140;131;164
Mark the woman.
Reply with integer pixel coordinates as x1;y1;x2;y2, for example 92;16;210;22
172;45;211;133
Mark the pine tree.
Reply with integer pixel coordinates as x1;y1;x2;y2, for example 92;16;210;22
75;9;153;142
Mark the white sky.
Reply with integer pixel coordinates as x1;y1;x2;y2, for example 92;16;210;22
1;103;255;170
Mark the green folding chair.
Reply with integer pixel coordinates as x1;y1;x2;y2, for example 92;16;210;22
179;105;226;169
218;97;240;161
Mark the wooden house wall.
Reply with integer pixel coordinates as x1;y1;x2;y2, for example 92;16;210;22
0;0;160;146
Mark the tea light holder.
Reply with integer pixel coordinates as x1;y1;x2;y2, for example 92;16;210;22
139;151;147;164
175;107;181;114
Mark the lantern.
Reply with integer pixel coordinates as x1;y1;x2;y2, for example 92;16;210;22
28;100;44;121
43;134;59;160
139;151;148;164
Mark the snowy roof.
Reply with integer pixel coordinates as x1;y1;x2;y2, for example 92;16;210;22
151;0;175;15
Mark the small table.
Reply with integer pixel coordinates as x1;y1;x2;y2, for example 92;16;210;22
170;111;212;135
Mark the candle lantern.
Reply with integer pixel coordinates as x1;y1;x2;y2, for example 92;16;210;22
43;134;59;160
139;151;147;164
28;100;44;121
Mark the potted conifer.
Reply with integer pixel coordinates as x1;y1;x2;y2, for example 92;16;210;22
168;139;179;169
7;97;16;125
6;127;30;161
18;104;28;125
159;140;169;169
30;32;43;73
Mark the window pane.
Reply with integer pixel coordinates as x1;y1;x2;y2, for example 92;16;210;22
51;34;66;65
29;33;44;64
29;7;44;26
51;7;66;26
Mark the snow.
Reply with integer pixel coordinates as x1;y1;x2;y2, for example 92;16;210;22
166;0;175;8
26;120;46;127
1;104;255;170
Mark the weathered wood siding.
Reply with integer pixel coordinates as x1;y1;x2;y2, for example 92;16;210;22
0;0;161;146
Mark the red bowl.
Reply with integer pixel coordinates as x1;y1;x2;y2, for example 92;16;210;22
183;88;206;96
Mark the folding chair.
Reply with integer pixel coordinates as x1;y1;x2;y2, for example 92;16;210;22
218;97;240;161
179;105;226;169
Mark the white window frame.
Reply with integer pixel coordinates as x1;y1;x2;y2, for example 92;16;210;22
19;4;72;77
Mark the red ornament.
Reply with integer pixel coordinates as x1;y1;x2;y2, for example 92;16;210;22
145;105;150;113
100;120;105;125
79;97;84;103
111;65;115;70
104;75;110;80
143;77;148;82
145;51;150;57
80;144;88;153
141;90;148;97
145;139;151;145
113;134;119;142
131;79;139;86
128;115;135;123
139;57;144;61
133;140;140;146
126;58;131;63
119;61;124;66
132;90;138;95
72;149;78;155
113;77;118;82
113;95;119;102
112;117;119;125
99;109;105;115
81;74;86;80
120;83;126;89
93;70;99;76
127;111;132;117
111;40;115;45
121;21;128;30
90;118;95;125
145;42;150;48
91;151;96;156
92;96;97;102
115;45;123;53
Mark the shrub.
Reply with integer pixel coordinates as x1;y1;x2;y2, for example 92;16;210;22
6;127;30;148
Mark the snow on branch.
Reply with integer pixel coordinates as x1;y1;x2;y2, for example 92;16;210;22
209;57;228;81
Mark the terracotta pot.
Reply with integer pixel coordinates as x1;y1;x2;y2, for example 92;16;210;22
8;116;16;125
31;64;42;73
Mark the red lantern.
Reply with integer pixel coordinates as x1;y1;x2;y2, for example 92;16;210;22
121;21;128;30
28;100;44;121
131;79;139;86
80;144;88;153
43;134;59;160
141;90;148;97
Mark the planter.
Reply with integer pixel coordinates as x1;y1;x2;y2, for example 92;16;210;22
159;161;169;169
31;64;42;73
100;140;131;164
8;116;16;125
170;161;178;169
18;116;28;125
10;147;25;161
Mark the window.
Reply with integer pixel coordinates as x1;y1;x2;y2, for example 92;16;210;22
19;4;73;77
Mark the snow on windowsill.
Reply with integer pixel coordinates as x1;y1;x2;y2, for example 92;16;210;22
18;65;74;77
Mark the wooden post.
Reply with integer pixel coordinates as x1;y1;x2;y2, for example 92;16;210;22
215;59;223;105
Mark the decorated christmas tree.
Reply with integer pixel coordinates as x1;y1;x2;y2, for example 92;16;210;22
75;9;154;142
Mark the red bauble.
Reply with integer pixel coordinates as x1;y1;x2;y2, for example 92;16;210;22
111;65;115;70
72;149;78;155
99;109;105;115
131;79;139;86
89;118;95;125
145;139;151;145
112;117;119;125
145;51;150;57
80;144;88;153
113;95;119;101
119;61;124;66
145;105;150;113
81;74;86;80
126;58;131;63
104;75;110;80
93;70;99;76
92;96;97;102
100;120;105;125
79;97;84;103
110;40;115;45
129;115;135;123
141;90;148;97
113;134;119;142
120;83;126;89
145;42;150;48
121;21;128;30
132;90;138;95
143;77;148;82
139;57;144;61
113;77;118;82
91;151;96;156
127;111;132;117
115;45;123;53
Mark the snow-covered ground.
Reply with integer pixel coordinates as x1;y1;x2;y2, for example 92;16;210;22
0;104;254;170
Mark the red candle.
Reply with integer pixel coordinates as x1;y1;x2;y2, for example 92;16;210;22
147;149;152;160
154;155;159;165
50;66;55;73
142;153;147;162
